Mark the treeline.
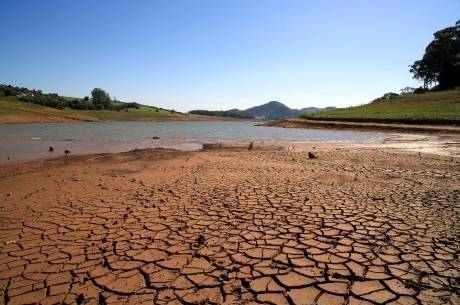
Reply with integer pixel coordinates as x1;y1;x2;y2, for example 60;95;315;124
188;109;253;119
0;85;140;111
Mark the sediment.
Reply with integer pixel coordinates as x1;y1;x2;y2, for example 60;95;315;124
0;145;459;304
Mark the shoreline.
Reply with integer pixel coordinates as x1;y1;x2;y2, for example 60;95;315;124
1;133;459;167
266;118;460;135
0;115;258;125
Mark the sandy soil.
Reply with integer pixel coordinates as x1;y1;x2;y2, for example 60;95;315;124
0;141;459;305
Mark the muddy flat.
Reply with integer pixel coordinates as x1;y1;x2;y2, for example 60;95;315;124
0;144;459;305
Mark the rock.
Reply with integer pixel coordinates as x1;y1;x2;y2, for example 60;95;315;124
196;235;205;245
308;152;316;159
152;136;160;140
64;150;71;156
76;294;84;305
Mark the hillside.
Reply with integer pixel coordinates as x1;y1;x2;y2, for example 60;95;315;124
0;97;100;123
304;90;460;124
190;101;336;120
0;97;200;124
0;84;239;123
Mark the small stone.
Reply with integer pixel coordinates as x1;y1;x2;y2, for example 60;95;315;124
197;234;205;245
76;294;84;305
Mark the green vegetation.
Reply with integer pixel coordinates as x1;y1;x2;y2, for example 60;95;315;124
301;21;460;125
0;97;100;122
67;105;175;120
0;86;185;123
0;108;17;116
410;20;459;90
304;90;460;123
0;84;154;112
188;109;253;119
90;88;113;109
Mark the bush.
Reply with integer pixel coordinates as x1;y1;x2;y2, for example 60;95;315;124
371;92;400;103
383;92;399;99
413;87;429;94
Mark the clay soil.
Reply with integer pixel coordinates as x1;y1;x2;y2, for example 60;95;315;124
0;143;459;305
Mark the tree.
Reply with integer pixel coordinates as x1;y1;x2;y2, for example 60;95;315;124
91;88;112;109
410;20;460;89
382;92;399;99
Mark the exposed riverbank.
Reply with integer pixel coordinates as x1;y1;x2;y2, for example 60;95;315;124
0;140;459;304
266;118;460;135
0;121;386;164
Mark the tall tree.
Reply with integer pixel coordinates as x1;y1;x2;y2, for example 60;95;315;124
91;88;112;109
410;20;460;89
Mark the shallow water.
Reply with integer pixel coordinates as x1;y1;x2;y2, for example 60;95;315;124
0;121;384;163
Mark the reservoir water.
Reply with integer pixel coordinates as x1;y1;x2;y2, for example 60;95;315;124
0;121;384;163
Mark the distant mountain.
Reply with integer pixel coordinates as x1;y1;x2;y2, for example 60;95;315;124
189;101;336;120
301;106;337;114
245;101;302;120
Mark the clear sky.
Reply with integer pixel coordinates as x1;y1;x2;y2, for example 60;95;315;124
1;1;458;112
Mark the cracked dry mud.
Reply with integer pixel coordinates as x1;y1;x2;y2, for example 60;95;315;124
0;147;459;305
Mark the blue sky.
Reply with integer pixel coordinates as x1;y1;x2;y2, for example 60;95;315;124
1;1;458;111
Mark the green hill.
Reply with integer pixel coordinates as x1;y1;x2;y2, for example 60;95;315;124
0;97;192;124
0;84;200;123
304;90;460;124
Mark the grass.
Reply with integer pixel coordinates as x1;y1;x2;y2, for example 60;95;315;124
0;97;187;123
306;90;460;123
0;97;99;122
0;109;17;116
0;97;53;111
65;105;177;120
